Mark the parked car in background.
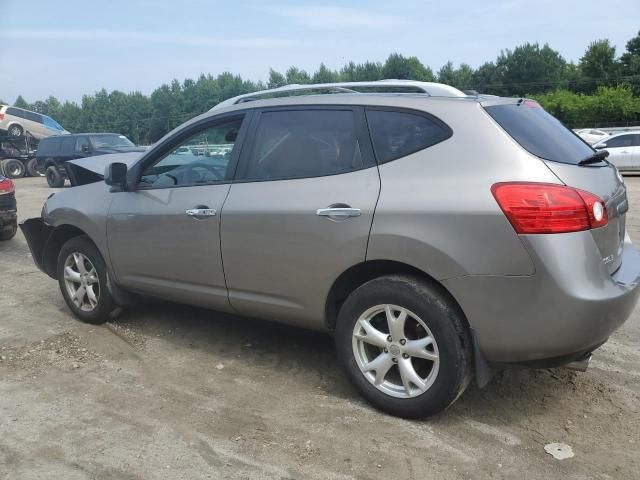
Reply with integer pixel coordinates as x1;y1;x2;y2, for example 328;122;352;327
593;131;640;171
20;81;640;418
576;128;609;145
36;133;146;187
0;175;17;240
0;105;69;139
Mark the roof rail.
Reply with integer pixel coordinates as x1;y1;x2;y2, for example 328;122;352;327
210;80;466;111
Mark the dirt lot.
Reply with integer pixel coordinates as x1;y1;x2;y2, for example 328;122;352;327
1;177;639;479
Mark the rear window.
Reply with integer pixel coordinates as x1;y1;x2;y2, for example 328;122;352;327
365;109;452;164
485;102;593;165
37;137;62;155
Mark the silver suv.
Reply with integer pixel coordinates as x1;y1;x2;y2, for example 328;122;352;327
21;81;640;418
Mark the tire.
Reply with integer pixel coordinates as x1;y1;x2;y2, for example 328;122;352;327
8;124;23;137
0;221;17;241
2;158;26;179
335;275;472;418
46;166;64;187
26;158;43;177
56;235;119;324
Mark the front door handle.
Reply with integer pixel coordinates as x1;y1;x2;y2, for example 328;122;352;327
316;207;361;218
186;207;217;218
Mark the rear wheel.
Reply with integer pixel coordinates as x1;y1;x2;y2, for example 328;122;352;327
57;236;119;324
8;124;23;137
46;166;64;187
26;158;43;177
2;158;26;179
335;275;471;418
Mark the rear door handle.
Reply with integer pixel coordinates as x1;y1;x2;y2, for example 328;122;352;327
316;207;361;218
186;208;217;218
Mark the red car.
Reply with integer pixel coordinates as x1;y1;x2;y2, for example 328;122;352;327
0;175;17;240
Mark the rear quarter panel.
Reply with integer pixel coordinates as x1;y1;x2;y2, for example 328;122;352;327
367;101;561;279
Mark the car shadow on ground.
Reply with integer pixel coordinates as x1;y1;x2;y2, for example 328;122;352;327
108;298;587;421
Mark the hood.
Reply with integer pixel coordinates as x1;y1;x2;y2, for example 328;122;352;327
65;151;143;186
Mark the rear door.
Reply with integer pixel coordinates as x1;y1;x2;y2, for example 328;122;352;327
484;101;627;274
221;106;380;326
602;134;635;170
630;134;640;169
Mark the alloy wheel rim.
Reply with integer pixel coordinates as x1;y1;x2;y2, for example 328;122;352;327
63;252;100;312
352;304;440;399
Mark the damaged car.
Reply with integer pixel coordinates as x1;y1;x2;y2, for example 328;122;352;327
0;174;17;240
19;81;640;418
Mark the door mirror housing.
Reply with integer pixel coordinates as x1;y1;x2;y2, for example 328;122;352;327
82;144;91;153
105;162;127;189
594;143;607;150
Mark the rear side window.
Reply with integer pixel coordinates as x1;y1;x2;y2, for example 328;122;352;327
6;107;24;118
61;136;76;153
485;102;593;165
37;137;62;155
241;109;364;181
605;134;637;148
365;109;452;164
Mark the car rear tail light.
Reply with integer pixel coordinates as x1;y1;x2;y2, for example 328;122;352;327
0;177;15;194
0;113;4;120
491;182;608;234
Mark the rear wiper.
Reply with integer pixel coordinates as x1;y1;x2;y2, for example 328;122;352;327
578;149;609;166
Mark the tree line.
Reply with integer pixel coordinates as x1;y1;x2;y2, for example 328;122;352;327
5;31;640;145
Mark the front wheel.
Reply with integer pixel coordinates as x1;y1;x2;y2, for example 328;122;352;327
57;236;119;324
335;275;472;418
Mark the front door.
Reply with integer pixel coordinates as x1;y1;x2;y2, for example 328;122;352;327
605;134;635;169
221;107;380;327
107;114;248;310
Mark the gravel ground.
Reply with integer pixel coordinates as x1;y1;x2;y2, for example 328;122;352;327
1;176;639;479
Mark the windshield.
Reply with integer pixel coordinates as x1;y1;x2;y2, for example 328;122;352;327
43;116;65;131
90;135;135;148
485;101;595;165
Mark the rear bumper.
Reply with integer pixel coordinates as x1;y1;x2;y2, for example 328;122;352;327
443;231;640;364
0;195;17;228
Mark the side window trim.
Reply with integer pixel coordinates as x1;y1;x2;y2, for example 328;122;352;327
364;106;453;164
233;105;376;183
129;111;252;191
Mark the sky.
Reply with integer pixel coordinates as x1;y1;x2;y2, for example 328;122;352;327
0;0;638;104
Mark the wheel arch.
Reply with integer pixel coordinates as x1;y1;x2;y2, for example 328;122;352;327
324;259;492;387
42;224;92;278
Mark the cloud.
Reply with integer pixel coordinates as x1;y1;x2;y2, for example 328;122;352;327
1;29;291;49
275;6;410;30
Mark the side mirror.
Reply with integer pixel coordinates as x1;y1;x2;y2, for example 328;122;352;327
595;144;607;150
104;162;127;189
82;144;91;153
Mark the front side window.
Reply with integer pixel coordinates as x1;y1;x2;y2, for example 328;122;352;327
139;117;242;188
75;136;91;153
241;109;363;181
61;136;75;152
366;109;452;163
22;110;42;123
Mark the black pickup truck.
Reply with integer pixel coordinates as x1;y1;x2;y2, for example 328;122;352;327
36;133;145;187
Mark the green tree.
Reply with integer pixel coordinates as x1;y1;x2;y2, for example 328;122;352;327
381;54;435;81
312;63;340;83
267;69;287;88
285;66;311;85
620;30;640;94
579;39;620;93
13;96;30;109
495;43;567;95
